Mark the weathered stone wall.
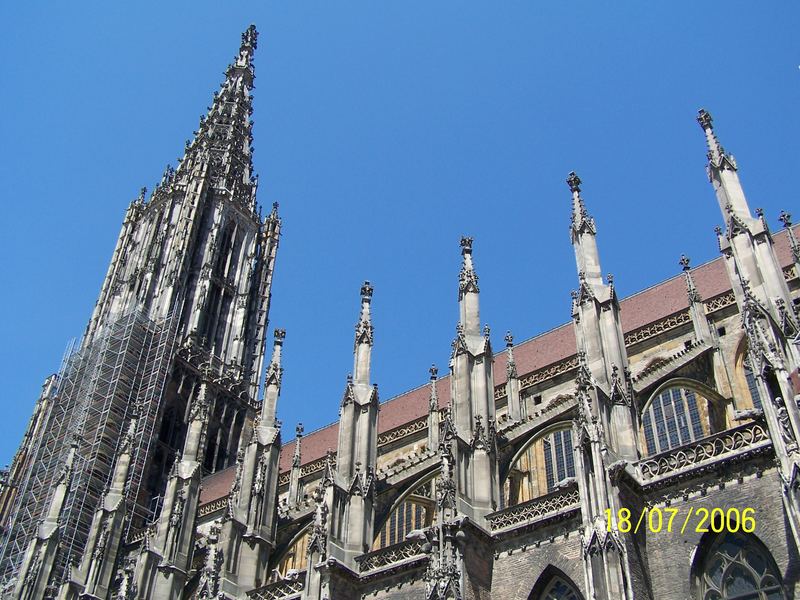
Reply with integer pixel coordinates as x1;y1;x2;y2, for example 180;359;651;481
645;469;800;599
491;527;585;599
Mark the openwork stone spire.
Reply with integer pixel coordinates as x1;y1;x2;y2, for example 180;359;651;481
178;25;260;209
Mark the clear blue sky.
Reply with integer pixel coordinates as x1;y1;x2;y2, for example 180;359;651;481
0;2;797;465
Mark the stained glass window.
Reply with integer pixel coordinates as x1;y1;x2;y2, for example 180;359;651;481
372;478;435;549
538;576;583;600
642;387;711;456
505;428;576;507
743;357;764;410
698;533;785;600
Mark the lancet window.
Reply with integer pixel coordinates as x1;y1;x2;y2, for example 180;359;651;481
372;478;435;550
641;386;718;456
505;426;575;507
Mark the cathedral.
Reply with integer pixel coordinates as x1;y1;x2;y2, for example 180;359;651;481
1;25;799;600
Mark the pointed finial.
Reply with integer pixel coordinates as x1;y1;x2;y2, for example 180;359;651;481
271;201;279;215
505;331;518;379
274;328;286;344
680;255;702;303
566;171;582;193
138;187;147;203
697;108;735;171
360;280;374;301
429;364;438;380
755;207;764;218
354;281;375;355
606;273;614;285
160;164;174;185
292;423;303;469
568;171;596;238
483;323;491;338
458;237;479;300
696;108;713;130
241;24;258;51
779;211;793;228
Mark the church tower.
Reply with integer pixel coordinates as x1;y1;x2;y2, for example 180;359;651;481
0;25;280;594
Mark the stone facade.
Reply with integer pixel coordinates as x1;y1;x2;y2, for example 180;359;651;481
1;25;800;600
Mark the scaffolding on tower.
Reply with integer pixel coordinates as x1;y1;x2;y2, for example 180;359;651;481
0;306;181;592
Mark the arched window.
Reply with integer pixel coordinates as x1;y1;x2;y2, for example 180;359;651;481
372;478;435;550
735;338;765;411
215;222;236;279
695;532;785;600
528;568;584;600
274;527;309;580
505;427;575;507
743;357;764;410
539;577;582;600
641;386;720;456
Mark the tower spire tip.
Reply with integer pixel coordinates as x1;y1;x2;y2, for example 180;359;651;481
566;171;581;193
360;280;373;301
697;108;713;130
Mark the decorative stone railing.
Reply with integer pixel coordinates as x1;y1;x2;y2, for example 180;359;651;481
638;421;770;482
198;497;229;517
624;310;691;347
248;571;306;600
487;485;580;532
704;291;736;314
378;417;428;448
356;539;426;573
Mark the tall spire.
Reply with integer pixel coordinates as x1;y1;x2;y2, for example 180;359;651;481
292;423;304;469
353;281;374;385
448;235;499;526
504;331;523;421
288;424;304;506
261;329;285;426
178;25;259;207
427;365;441;452
680;255;712;343
567;172;603;288
696;109;751;223
458;237;481;338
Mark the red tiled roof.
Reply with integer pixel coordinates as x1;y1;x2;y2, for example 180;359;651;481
203;228;798;500
199;466;236;505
